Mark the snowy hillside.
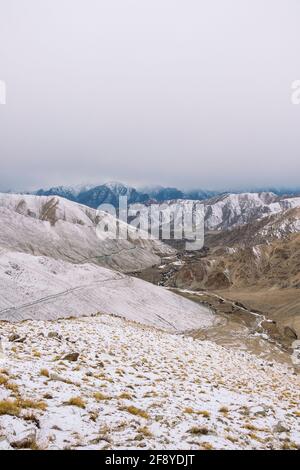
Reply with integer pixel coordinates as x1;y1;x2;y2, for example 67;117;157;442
131;193;300;233
0;193;174;273
204;192;300;230
0;314;299;450
0;250;214;330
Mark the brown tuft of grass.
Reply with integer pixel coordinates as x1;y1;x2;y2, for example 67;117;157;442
188;426;210;435
137;426;153;437
40;369;50;378
183;407;210;418
5;382;19;394
247;432;265;443
17;398;47;411
281;441;298;450
0;400;20;416
183;407;194;414
32;350;41;358
0;374;8;386
197;410;211;418
226;434;238;443
120;405;149;419
219;406;229;414
201;442;214;450
93;392;112;401
243;423;258;431
66;397;86;408
119;392;132;400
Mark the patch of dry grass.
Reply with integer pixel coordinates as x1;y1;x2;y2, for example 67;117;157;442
219;406;229;414
32;350;41;358
0;374;8;386
188;426;210;435
119;392;132;400
137;426;153;437
40;369;50;378
66;397;86;408
93;392;112;401
17;398;47;411
119;405;149;419
5;382;19;394
0;400;20;416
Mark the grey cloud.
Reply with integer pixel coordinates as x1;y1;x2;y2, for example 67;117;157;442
0;0;300;191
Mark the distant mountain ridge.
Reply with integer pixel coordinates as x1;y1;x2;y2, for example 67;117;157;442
33;181;300;210
35;182;150;209
34;182;220;208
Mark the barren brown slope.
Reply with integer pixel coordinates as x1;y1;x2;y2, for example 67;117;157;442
167;216;300;338
169;233;300;290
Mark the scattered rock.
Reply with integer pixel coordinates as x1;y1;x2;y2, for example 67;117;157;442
48;331;61;339
274;421;290;433
249;405;269;416
49;373;67;382
9;333;20;342
66;337;76;344
51;425;63;431
61;352;79;362
9;334;26;343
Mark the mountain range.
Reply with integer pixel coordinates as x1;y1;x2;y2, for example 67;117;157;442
33;181;300;209
34;182;218;208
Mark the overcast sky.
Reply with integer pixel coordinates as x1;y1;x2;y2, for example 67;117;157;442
0;0;300;191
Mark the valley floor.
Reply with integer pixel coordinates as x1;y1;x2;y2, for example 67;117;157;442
214;287;300;339
0;314;299;450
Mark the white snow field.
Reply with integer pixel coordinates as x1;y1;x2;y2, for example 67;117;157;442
0;314;299;450
0;250;214;330
0;193;174;273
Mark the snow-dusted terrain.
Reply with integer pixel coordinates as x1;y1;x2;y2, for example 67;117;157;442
0;191;299;451
204;192;300;230
130;193;300;233
0;193;174;273
0;250;214;330
0;314;299;450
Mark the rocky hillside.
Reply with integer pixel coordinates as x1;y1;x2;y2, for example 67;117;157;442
172;233;300;292
0;314;299;450
129;193;300;243
204;193;300;231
